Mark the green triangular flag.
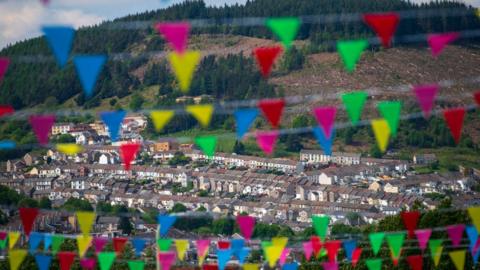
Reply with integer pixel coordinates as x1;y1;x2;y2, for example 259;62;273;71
157;238;173;251
337;40;368;73
195;136;217;158
341;91;368;125
386;232;405;260
429;239;443;265
366;258;382;270
128;261;145;270
0;238;6;250
52;235;64;255
98;252;116;270
312;215;329;241
369;232;385;256
378;101;402;137
266;17;301;49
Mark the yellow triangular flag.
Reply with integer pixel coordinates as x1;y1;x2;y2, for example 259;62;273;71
433;246;443;267
9;249;27;270
272;237;288;249
168;50;201;93
371;119;391;153
77;235;92;257
265;245;284;268
150;110;175;132
449;250;466;270
243;263;259;270
186;104;214;128
8;232;20;249
76;211;96;236
57;143;83;155
468;207;480;232
175;239;189;261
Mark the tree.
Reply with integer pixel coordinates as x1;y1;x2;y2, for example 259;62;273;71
55;134;76;143
39;197;52;209
18;198;38;208
129;93;144;111
369;145;382;158
233;140;245;155
285;134;302;152
62;198;93;211
168;152;191;166
170;203;187;213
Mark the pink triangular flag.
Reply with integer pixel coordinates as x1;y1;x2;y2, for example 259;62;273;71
279;248;290;266
80;258;96;270
322;261;338;270
413;84;438;118
196;239;210;257
427;32;459;57
447;224;465;247
29;115;56;145
155;22;190;54
93;237;109;253
303;242;313;261
236;215;255;240
158;252;176;270
256;131;279;155
312;106;337;139
0;57;10;84
414;229;432;252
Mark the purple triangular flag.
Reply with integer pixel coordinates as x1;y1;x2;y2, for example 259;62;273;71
447;224;465;247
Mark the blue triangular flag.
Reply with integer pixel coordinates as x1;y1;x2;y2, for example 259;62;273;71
157;215;176;237
467;226;478;253
217;248;233;270
474;249;480;265
343;240;357;261
100;111;126;142
43;234;52;251
132;238;147;257
231;239;245;254
234;109;259;139
282;262;298;270
237;247;250;265
35;255;52;270
74;55;107;98
42;26;75;68
29;232;43;254
0;140;15;149
313;127;335;155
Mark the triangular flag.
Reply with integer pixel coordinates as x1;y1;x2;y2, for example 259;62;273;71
158;252;176;270
0;140;15;149
175;240;189;261
93;237;108;253
120;143;140;171
266;17;300;49
475;91;480;106
258;99;285;128
428;32;459;57
29;115;55;145
52;235;64;255
98;252;116;270
57;144;83;155
443;108;466;145
272;237;288;249
469;207;480;233
365;258;382;270
414;229;432;251
74;55;106;98
157;238;173;251
58;251;76;270
236;215;255;240
203;264;218;270
351;248;362;267
0;105;14;118
42;26;75;68
429;239;443;265
9;232;20;249
35;255;52;270
407;255;422;270
310;236;322;257
447;224;465;247
244;263;258;270
312;215;329;241
132;238;147;257
29;232;43;253
19;207;39;237
378;101;402;137
150;111;174;132
100;111;126;142
253;46;283;78
0;57;10;84
10;249;27;270
76;211;95;236
196;239;210;265
158;215;176;236
337;40;368;72
168;51;201;92
261;241;272;258
195;136;217;158
265;245;283;268
386;232;405;262
413;84;439;119
401;211;420;238
218;241;231;250
321;262;337;270
302;242;313;261
342;240;356;261
466;226;479;255
256;131;279;155
237;248;250;265
77;235;92;257
234;109;259;139
341;91;368;125
186;104;214;128
312;106;336;139
155;22;190;54
231;239;244;254
128;261;145;270
113;237;128;255
0;232;8;249
283;262;298;270
363;13;400;48
449;250;466;270
371;119;391;153
324;240;341;262
217;249;233;270
80;258;96;270
369;232;384;256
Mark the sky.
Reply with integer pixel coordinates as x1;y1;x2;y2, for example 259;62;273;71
0;0;478;49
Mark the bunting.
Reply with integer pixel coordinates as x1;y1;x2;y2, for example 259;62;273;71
428;32;459;57
10;249;27;270
150;110;175;132
413;84;438;119
42;26;75;68
258;99;285;128
234;109;259;139
337;40;368;72
363;13;400;48
168;51;201;92
266;17;301;49
120;143;140;170
195;136;217;158
371;119;391;153
256;131;279;155
378;101;401;137
186;104;214;128
253;46;283;78
341;91;368;125
443;107;466;145
155;22;190;54
100;110;126;142
29;115;56;145
19;207;38;237
74;55;107;98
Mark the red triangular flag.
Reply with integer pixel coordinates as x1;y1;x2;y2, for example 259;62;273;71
113;237;128;255
29;115;56;145
324;240;341;262
19;208;39;237
253;46;283;78
258;98;285;128
0;105;14;118
474;91;480;106
443;108;466;145
363;13;400;48
120;143;140;170
407;255;423;270
218;241;230;250
401;211;420;238
203;264;218;270
351;248;362;267
310;236;322;257
0;57;10;84
58;252;76;270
